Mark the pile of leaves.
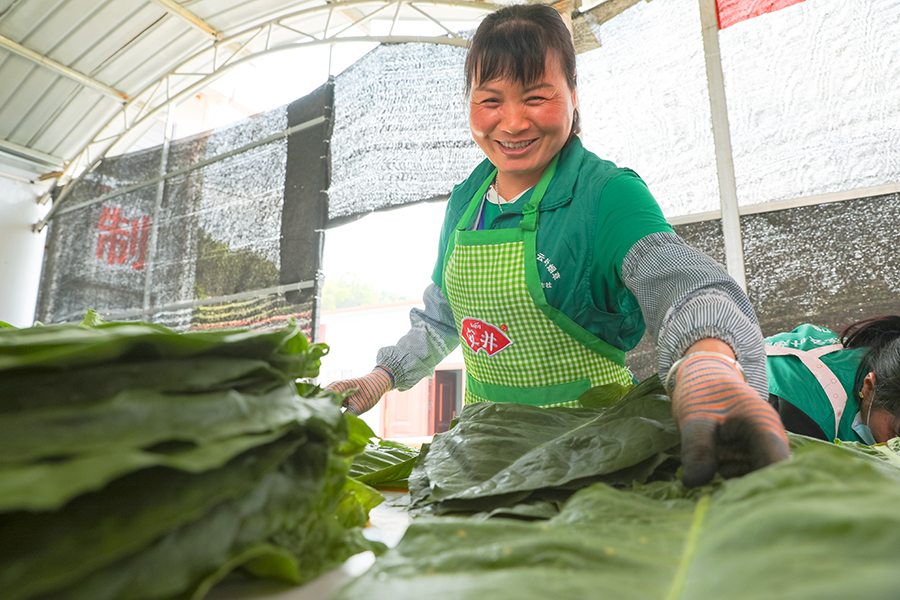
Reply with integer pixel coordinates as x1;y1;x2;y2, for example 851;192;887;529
408;376;680;518
337;436;900;599
334;377;900;599
0;311;384;600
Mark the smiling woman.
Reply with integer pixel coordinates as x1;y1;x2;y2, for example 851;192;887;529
466;6;578;198
326;3;790;488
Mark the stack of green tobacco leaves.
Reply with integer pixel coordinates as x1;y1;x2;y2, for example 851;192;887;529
0;311;384;600
409;376;680;518
337;382;900;599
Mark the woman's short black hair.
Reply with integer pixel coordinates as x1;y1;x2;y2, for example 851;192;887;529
465;4;576;92
465;4;579;136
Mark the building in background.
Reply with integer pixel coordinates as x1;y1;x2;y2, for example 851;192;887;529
319;299;464;441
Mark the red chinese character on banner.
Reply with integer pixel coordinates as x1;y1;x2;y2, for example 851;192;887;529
460;317;513;357
96;206;150;271
130;216;150;270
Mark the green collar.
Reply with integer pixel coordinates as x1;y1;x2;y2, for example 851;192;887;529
466;138;585;215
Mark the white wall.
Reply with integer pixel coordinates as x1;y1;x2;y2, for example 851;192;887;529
0;174;50;327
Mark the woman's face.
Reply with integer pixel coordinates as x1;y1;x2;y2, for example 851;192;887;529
469;54;576;194
861;373;900;443
868;408;900;443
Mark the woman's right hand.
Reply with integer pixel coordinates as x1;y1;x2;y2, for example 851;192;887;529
670;352;790;487
325;367;394;415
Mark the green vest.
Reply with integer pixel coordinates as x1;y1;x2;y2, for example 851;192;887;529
432;138;673;352
442;155;633;407
765;324;866;441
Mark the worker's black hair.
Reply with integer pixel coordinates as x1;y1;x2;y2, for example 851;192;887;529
842;315;900;415
465;3;580;140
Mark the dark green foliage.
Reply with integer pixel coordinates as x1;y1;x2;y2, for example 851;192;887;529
577;381;631;408
193;229;280;299
335;372;900;599
0;313;382;600
409;376;678;516
338;433;900;600
350;439;420;489
0;310;328;380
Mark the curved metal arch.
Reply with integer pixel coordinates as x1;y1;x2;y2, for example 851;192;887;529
35;0;499;231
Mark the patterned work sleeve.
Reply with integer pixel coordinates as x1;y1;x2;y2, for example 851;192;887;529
621;231;767;398
375;282;460;391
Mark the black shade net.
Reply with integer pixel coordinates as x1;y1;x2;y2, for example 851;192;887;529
36;83;334;337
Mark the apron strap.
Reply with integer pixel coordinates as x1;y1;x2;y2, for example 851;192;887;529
457;168;498;233
519;154;559;232
766;343;846;435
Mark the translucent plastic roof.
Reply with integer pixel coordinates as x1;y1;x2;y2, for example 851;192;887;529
0;0;506;178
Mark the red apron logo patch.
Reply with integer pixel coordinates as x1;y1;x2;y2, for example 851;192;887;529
461;317;512;356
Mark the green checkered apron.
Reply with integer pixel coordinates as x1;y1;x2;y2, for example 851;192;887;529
443;155;633;408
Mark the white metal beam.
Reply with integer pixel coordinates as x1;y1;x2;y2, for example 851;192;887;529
0;34;129;102
699;0;745;291
0;138;66;169
148;0;225;41
667;181;900;226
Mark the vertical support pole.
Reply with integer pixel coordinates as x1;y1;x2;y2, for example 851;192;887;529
699;0;746;291
143;104;175;320
282;80;333;344
311;269;324;343
327;43;334;77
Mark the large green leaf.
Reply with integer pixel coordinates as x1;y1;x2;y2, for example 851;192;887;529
5;419;377;600
0;386;331;464
0;315;327;380
338;412;377;456
0;435;302;599
0;358;289;413
335;439;900;600
410;385;678;513
0;426;294;512
40;451;328;600
341;477;386;519
0;387;344;511
577;381;632;408
350;441;420;488
191;543;302;600
267;451;387;583
0;317;375;600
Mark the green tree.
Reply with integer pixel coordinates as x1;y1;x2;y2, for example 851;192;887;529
321;274;412;310
193;229;279;299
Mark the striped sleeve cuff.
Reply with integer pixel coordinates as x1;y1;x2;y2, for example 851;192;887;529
345;367;394;415
622;232;767;398
376;282;460;391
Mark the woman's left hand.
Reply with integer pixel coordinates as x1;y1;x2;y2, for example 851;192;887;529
670;352;790;487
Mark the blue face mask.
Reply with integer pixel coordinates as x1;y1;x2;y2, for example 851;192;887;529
852;405;876;445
